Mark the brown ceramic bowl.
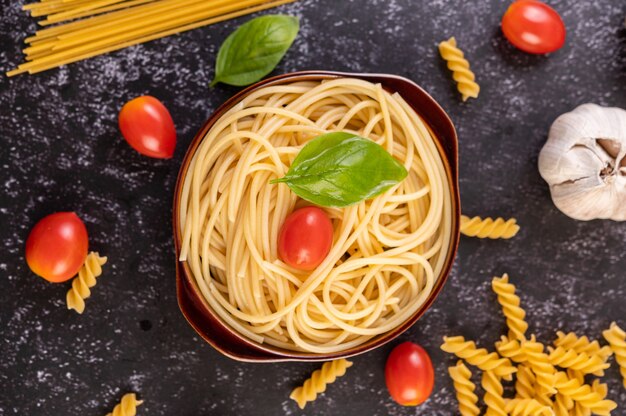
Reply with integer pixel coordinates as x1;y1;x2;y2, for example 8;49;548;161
173;71;460;362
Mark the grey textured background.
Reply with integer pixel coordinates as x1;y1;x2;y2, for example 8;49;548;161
1;0;625;415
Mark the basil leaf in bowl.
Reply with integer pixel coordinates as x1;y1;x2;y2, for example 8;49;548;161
271;132;408;207
210;15;299;87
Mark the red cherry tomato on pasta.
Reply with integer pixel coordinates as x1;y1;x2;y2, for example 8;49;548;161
501;0;566;54
278;207;333;271
118;96;176;158
385;342;435;406
25;212;89;283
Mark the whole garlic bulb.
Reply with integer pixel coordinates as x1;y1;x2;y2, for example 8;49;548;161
538;103;626;221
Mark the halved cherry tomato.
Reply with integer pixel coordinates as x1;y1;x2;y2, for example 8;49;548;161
385;342;435;406
25;212;89;283
502;0;566;54
278;206;333;271
118;96;176;158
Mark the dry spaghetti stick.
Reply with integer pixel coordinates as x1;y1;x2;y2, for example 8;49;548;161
13;0;276;72
24;0;112;17
24;0;220;54
39;0;183;26
25;0;162;40
27;4;86;17
30;0;254;48
23;1;61;11
44;0;139;23
40;0;158;25
39;0;201;26
24;0;94;13
7;0;295;76
52;0;242;47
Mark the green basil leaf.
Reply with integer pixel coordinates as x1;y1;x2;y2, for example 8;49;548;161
271;132;408;207
210;15;299;87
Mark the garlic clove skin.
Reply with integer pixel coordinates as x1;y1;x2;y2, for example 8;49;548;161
538;103;626;221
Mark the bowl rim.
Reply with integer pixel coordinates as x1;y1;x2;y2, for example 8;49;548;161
172;70;461;362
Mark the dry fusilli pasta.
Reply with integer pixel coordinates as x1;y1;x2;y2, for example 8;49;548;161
553;372;617;415
482;370;506;416
66;252;108;314
554;332;613;362
572;403;590;416
460;215;520;239
516;362;557;411
106;393;142;416
448;360;480;416
289;359;353;409
514;365;535;399
441;336;517;379
520;338;557;395
442;273;621;416
495;336;527;363
492;274;528;340
567;368;585;385
547;346;610;376
602;322;626;389
572;380;609;416
534;391;553;407
438;37;480;101
504;398;554;416
553;393;573;416
566;368;589;416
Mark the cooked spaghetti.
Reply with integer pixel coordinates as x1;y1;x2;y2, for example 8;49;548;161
178;78;453;353
8;0;296;76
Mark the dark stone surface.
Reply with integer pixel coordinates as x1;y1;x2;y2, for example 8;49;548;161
1;0;625;414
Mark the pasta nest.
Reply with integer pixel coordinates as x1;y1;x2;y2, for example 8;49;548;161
178;78;453;352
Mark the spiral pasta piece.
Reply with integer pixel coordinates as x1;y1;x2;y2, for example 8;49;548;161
591;379;609;401
520;338;557;395
495;335;527;363
492;274;528;340
504;398;555;416
554;332;613;362
554;372;617;415
570;377;607;416
553;393;573;416
575;379;610;415
572;380;609;416
441;336;517;379
514;365;535;399
448;360;480;416
547;346;610;376
566;369;589;416
460;215;520;239
438;37;480;101
567;368;585;385
289;359;353;409
602;322;626;389
535;391;554;408
532;367;555;408
66;252;108;314
482;370;507;416
572;403;590;416
106;393;143;416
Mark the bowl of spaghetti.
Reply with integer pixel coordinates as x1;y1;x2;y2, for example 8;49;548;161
173;71;460;362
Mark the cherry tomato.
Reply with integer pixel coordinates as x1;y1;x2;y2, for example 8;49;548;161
385;342;435;406
501;0;566;54
118;96;176;158
278;207;333;271
25;212;89;283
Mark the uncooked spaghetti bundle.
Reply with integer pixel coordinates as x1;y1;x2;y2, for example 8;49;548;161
8;0;296;76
